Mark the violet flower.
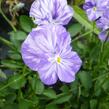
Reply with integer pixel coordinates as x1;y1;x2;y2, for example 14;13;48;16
30;0;73;25
21;25;82;85
96;11;109;41
83;0;108;21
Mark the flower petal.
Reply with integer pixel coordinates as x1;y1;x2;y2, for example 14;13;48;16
57;51;82;83
30;0;73;25
21;33;41;71
56;5;73;25
38;62;58;85
99;31;109;41
21;26;56;71
55;26;71;53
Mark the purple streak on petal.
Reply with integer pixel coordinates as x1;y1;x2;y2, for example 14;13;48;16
83;2;95;10
57;51;82;83
30;0;73;25
57;65;75;83
56;5;73;25
38;62;58;85
96;11;109;31
21;34;41;71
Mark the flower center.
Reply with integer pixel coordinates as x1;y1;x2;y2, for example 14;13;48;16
93;7;97;11
56;57;61;64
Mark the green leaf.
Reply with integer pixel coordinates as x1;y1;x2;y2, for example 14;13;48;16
60;85;69;93
46;104;58;109
0;84;13;97
20;15;34;32
6;93;16;103
2;103;18;109
51;93;72;104
8;50;21;60
30;96;39;107
94;76;106;96
80;102;88;109
73;6;99;34
0;69;7;79
9;30;27;41
70;80;78;94
1;60;23;69
102;79;109;92
31;78;44;94
81;89;89;97
90;99;98;109
99;102;109;109
0;99;4;108
8;74;26;89
43;88;57;99
78;71;92;90
19;99;32;109
9;31;21;48
68;23;82;37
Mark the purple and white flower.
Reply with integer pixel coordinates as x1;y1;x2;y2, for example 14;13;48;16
83;0;109;21
96;11;109;41
83;0;101;21
30;0;73;25
83;0;109;41
21;24;82;85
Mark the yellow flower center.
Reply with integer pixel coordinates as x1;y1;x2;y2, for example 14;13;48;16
57;57;61;64
93;7;97;11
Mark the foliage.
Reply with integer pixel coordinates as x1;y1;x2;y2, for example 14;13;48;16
0;0;109;109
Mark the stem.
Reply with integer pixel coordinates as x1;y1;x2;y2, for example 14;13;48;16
0;36;21;55
72;30;93;42
0;0;17;32
98;31;109;64
0;36;14;48
100;42;105;54
100;34;108;54
90;22;95;42
22;65;27;74
77;84;81;102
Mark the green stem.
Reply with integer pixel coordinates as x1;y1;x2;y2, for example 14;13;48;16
22;65;27;74
100;42;105;54
98;32;109;64
72;30;93;42
0;36;21;56
0;0;17;32
0;36;14;48
77;84;81;102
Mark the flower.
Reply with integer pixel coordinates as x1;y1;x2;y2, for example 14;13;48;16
21;24;82;85
83;0;109;41
83;0;109;21
83;0;101;21
30;0;73;25
96;11;109;41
